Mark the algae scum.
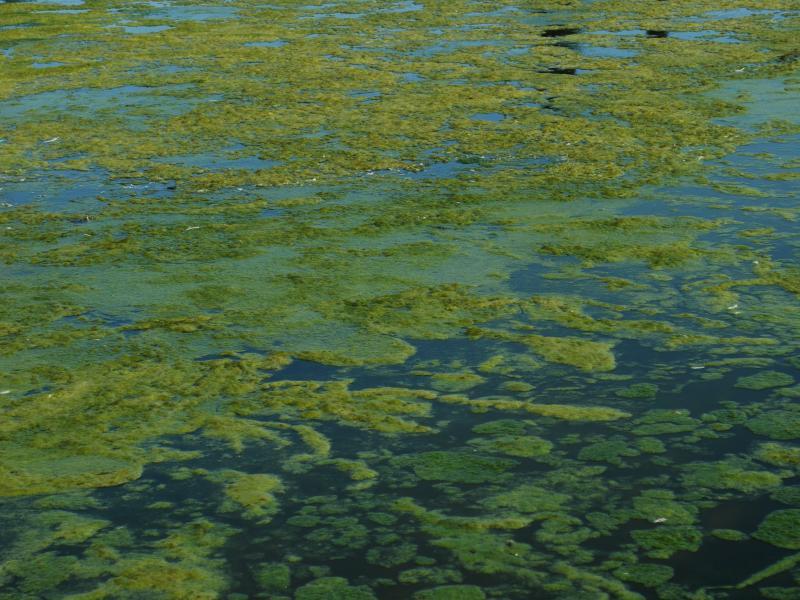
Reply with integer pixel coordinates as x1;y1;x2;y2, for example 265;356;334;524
2;0;800;598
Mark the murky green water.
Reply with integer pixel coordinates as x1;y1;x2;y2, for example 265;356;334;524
1;1;800;598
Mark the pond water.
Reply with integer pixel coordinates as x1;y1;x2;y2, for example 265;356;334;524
1;1;800;599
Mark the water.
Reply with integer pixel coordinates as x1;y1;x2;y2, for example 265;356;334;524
1;1;800;598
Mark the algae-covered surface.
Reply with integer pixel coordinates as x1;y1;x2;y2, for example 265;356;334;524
1;0;800;597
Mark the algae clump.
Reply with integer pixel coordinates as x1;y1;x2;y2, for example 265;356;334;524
711;529;749;542
614;563;674;588
773;486;800;506
220;471;283;521
631;525;703;559
414;585;486;600
521;334;617;372
295;576;376;600
0;451;143;497
482;484;569;515
467;434;553;458
253;563;290;593
754;510;800;549
736;371;795;390
578;440;640;467
394;451;516;484
755;443;800;467
747;411;800;440
616;383;658;400
429;371;486;392
681;460;783;493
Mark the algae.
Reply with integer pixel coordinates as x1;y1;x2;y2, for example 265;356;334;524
394;451;516;484
414;585;486;600
482;484;570;515
2;0;800;597
754;510;800;549
681;459;783;493
429;371;486;392
294;577;376;600
631;525;703;559
773;486;800;506
219;471;283;521
735;370;795;390
747;410;800;440
467;434;553;458
253;562;291;593
711;529;749;542
577;439;640;467
613;563;674;588
616;383;659;400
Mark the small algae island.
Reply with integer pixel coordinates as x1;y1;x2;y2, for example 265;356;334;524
1;0;800;598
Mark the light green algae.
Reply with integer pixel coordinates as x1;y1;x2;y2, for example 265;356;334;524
1;0;800;598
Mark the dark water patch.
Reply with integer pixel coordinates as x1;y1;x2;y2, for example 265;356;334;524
540;67;578;75
542;27;581;38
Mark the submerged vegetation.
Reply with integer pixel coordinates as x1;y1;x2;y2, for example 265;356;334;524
1;0;800;597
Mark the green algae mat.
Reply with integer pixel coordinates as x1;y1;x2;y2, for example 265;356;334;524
2;0;800;597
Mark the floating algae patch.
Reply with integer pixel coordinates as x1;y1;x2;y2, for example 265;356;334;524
473;328;617;371
747;410;800;440
240;380;437;433
614;563;674;588
436;393;630;421
481;484;569;515
523;334;617;372
577;439;640;467
414;585;485;600
681;458;783;493
2;0;800;597
773;486;800;506
754;442;800;468
735;370;795;390
295;577;376;600
429;370;486;392
631;525;703;559
615;382;658;400
754;510;800;549
393;451;517;484
627;409;701;436
0;450;143;497
467;433;553;458
218;471;283;521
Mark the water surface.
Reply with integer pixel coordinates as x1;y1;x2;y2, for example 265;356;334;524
1;1;800;598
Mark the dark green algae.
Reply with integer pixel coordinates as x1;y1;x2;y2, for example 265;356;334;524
2;0;800;598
